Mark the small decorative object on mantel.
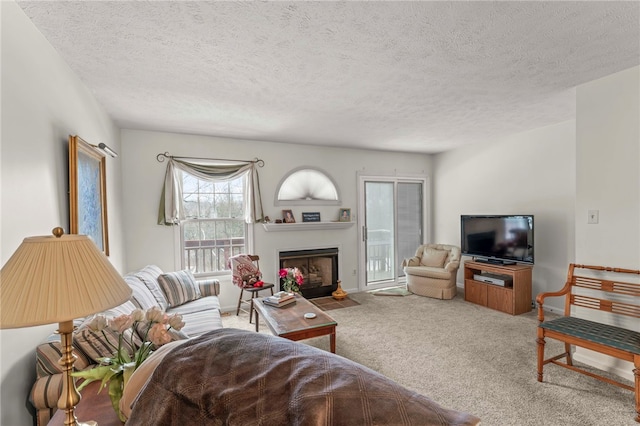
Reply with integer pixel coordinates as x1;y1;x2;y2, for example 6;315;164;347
332;280;348;300
302;212;321;222
339;208;351;222
263;216;271;223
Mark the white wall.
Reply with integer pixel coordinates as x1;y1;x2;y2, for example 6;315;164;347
575;66;639;267
120;129;432;312
573;66;639;379
432;120;576;312
1;2;126;424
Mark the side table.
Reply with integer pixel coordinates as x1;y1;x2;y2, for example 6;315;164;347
48;380;123;426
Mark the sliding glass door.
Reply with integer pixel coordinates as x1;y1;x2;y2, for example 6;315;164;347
358;175;427;290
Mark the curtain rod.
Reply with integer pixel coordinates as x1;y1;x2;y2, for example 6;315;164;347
156;152;264;167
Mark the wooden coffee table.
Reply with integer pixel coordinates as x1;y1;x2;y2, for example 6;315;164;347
253;295;338;353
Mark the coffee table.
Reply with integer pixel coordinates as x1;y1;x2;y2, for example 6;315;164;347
253;295;338;353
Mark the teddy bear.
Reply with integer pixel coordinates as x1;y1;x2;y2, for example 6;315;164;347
242;273;264;287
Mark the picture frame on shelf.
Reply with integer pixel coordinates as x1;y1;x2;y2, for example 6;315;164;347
282;209;296;223
69;135;109;255
339;208;351;222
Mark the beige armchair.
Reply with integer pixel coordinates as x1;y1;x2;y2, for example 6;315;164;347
401;244;461;299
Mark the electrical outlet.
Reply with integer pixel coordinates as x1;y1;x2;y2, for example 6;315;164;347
588;210;599;224
352;269;357;276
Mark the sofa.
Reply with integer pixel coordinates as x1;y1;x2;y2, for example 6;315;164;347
402;244;461;299
29;265;222;426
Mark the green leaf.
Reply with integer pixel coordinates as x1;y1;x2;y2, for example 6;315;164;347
71;365;115;391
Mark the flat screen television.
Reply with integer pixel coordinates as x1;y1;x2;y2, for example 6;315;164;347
460;215;534;265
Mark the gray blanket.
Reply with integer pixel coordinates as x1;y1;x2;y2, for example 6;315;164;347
128;328;480;425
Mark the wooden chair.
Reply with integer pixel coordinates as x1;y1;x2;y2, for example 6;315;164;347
232;255;274;323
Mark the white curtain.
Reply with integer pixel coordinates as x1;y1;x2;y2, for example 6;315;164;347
158;158;264;225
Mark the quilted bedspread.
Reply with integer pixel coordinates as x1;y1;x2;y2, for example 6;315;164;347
127;328;481;425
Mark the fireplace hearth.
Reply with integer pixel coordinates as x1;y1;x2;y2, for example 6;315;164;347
279;248;339;299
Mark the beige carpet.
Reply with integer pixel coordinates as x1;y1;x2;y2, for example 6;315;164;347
221;292;636;425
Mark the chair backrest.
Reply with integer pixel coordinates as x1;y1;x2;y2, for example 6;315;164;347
564;263;640;318
415;244;460;268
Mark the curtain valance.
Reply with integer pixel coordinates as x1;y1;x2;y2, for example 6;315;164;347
157;156;264;225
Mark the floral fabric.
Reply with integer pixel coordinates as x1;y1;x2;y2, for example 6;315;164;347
228;254;261;287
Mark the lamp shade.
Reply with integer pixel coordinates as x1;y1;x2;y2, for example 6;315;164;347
0;228;132;329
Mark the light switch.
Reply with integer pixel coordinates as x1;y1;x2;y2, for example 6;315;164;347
588;210;599;224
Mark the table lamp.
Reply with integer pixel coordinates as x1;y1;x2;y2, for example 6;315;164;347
0;227;132;426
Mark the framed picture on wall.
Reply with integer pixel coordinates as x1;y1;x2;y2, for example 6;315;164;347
69;135;109;255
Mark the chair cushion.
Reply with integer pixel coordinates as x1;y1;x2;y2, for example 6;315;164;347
404;266;452;280
420;248;448;267
157;270;202;307
540;316;640;355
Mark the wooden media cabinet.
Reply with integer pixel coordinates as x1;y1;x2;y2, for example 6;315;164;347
463;260;533;315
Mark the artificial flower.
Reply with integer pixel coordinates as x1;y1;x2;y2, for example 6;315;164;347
72;308;185;421
279;267;304;293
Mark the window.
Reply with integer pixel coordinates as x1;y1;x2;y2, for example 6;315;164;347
180;172;247;275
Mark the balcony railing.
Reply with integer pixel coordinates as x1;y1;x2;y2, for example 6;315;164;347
184;238;245;274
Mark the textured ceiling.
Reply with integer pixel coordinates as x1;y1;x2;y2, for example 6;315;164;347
16;1;640;154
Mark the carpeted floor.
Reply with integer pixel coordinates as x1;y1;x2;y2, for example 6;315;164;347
221;292;636;425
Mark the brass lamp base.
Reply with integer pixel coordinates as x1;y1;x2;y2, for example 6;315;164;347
57;320;97;426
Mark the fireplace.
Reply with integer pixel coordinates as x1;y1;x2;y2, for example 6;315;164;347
279;247;339;299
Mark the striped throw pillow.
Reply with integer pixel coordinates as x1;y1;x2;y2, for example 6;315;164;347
74;301;142;363
124;274;158;310
157;270;202;307
133;265;169;310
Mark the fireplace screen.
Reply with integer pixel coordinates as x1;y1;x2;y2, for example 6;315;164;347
279;248;338;299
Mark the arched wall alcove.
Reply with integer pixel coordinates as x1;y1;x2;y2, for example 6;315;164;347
275;166;341;206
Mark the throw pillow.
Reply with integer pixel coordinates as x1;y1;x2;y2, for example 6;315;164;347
133;265;169;311
157;270;202;307
124;275;158;310
421;247;448;268
74;301;142;363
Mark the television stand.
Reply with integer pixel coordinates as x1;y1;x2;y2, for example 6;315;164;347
464;260;533;315
474;258;516;266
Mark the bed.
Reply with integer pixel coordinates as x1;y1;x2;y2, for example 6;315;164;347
124;328;481;425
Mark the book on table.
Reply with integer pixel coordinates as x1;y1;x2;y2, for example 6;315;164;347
264;291;295;304
264;291;296;307
263;297;296;308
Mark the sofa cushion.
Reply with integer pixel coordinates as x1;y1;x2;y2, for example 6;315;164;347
178;309;223;337
74;301;142;363
124;274;158;310
133;265;169;310
421;247;448;267
157;270;201;307
167;295;220;316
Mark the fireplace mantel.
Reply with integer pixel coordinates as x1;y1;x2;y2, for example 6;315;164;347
261;222;354;232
